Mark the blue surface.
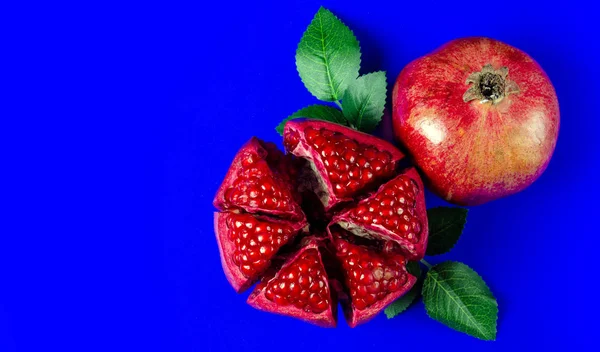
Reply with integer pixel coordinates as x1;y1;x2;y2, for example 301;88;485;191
3;0;599;350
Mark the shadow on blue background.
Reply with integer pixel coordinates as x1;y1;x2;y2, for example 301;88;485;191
2;1;599;351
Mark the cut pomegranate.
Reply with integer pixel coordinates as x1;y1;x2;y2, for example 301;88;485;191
214;212;307;293
247;237;337;327
332;168;428;260
328;228;417;327
213;137;305;220
213;121;428;327
283;120;404;211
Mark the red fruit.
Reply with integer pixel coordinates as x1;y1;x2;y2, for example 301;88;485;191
283;120;404;211
214;122;428;327
328;229;416;327
213;137;305;220
247;237;337;327
332;168;428;260
214;212;306;293
392;37;560;206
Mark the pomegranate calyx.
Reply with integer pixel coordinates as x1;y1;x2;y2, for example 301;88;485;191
463;64;520;104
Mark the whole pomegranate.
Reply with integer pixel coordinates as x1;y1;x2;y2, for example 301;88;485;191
392;37;559;206
213;120;428;327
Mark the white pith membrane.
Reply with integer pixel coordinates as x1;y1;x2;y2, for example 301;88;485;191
297;159;330;207
336;220;418;258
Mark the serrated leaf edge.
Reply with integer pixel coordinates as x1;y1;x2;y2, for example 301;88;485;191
342;71;386;130
426;207;468;256
295;6;362;102
275;104;346;135
384;283;421;319
422;261;498;341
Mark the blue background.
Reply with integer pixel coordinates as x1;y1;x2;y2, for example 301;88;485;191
3;0;599;350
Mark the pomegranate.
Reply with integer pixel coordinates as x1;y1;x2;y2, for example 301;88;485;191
214;212;307;293
392;37;560;206
213;137;305;220
283;120;405;211
213;120;428;327
332;168;428;260
328;229;416;327
247;237;337;327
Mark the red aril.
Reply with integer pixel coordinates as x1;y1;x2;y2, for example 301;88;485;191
214;122;429;327
247;237;337;327
213;137;305;220
332;168;428;260
283;120;404;211
214;212;307;293
328;229;416;327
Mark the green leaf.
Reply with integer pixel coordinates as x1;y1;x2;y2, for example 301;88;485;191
341;71;387;132
275;105;346;135
426;207;468;256
422;261;498;341
296;7;361;102
385;282;421;319
406;261;422;277
385;261;423;319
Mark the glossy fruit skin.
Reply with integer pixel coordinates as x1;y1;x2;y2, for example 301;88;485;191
393;37;560;206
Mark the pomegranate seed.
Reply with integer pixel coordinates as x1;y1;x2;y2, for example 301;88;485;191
284;130;300;151
305;127;319;143
241;152;258;168
339;172;349;183
299;289;309;300
372;215;383;225
225;214;295;279
365;294;377;306
346;175;423;246
342;139;358;151
354;299;367;310
355;204;368;216
333;234;409;310
219;138;305;220
328;170;339;182
264;249;330;314
314;300;329;312
321;145;336;158
297;125;399;198
343;150;357;163
364;148;377;159
321;129;334;138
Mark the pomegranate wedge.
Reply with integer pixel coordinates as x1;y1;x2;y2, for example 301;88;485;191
247;237;337;327
283;120;404;211
332;168;428;260
213;137;305;220
329;229;417;327
214;212;307;293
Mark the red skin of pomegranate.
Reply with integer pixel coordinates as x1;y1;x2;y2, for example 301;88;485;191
332;168;428;260
327;229;417;328
284;120;405;211
393;37;560;206
213;137;305;220
214;212;306;293
214;124;429;327
247;237;337;327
